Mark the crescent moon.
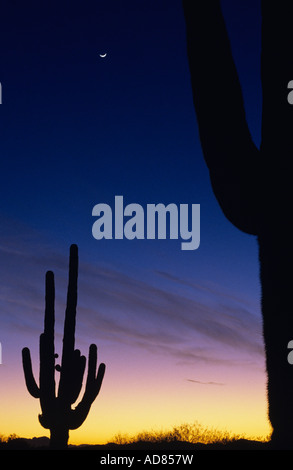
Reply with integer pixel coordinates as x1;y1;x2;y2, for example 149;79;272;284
99;53;107;58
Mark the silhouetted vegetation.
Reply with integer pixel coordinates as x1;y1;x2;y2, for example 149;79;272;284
0;421;270;450
21;244;105;449
183;0;293;449
0;434;49;450
109;421;268;448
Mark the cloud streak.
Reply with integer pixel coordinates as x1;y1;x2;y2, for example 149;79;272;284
0;219;265;370
74;258;264;369
186;379;225;386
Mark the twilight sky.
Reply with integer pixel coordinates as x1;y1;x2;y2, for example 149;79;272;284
0;0;271;444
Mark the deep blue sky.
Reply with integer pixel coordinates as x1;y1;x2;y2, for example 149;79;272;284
0;0;262;282
0;0;264;369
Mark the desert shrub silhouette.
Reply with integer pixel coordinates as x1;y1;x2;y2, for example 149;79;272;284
110;421;267;449
22;244;105;449
182;1;293;449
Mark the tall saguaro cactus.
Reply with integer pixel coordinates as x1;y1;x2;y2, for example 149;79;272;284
22;244;105;449
183;1;293;448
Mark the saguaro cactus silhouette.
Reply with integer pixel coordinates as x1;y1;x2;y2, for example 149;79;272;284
183;1;293;448
22;244;105;449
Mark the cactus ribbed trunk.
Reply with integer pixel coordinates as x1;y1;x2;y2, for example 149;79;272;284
50;427;69;450
259;231;293;447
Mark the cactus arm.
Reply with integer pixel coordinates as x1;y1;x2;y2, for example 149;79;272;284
84;344;105;402
63;243;78;354
182;0;260;235
58;244;78;401
39;333;56;420
37;271;56;428
182;0;256;157
69;344;105;430
39;271;56;402
22;347;40;399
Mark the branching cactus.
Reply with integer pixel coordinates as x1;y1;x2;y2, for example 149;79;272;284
183;1;293;448
22;244;105;449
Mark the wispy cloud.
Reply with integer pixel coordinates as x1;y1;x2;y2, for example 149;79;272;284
74;259;264;368
186;379;225;386
0;217;264;370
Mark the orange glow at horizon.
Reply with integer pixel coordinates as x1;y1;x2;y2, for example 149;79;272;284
0;341;272;446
